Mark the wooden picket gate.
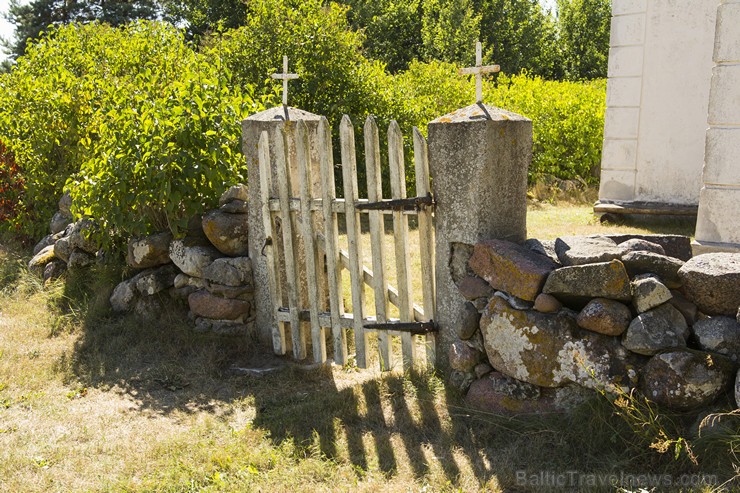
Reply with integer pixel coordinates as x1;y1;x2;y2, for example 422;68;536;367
257;115;437;371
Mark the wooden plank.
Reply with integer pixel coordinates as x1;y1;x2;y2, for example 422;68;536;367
275;123;306;360
295;120;324;364
340;115;368;368
388;120;415;370
364;116;392;371
258;131;287;355
318;117;346;366
414;127;436;369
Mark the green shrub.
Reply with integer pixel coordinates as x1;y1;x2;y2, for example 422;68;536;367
0;142;23;227
489;73;606;184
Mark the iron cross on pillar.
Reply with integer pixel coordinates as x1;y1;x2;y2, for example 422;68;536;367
458;41;500;104
271;55;299;107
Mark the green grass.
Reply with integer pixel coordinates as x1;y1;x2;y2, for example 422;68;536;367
0;204;736;492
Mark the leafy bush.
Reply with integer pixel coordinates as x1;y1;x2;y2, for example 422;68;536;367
0;142;23;226
0;22;265;246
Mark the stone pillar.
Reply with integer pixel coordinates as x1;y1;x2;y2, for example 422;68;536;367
694;0;740;254
428;103;531;368
242;106;324;345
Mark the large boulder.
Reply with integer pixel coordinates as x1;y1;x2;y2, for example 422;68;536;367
67;249;95;270
58;192;72;215
202;209;249;257
465;372;592;415
631;274;672;313
468;239;557;301
524;238;560;265
127;232;172;269
622;304;689;356
576;298;632;336
621;251;684;289
221;200;248;214
542;260;632;304
188;290;251;320
603;234;692;261
554;235;624;266
169;239;222;278
33;234;56;256
640;349;734;410
43;260;66;283
617;238;666;256
692;316;740;362
202;257;252;287
480;297;638;390
678;253;740;316
53;236;72;263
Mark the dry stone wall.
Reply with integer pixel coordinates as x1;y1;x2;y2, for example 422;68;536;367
452;234;740;415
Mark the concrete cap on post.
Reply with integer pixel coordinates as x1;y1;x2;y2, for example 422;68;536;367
242;106;324;345
427;102;532;369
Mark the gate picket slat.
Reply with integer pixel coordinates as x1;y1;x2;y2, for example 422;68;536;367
388;120;415;370
364;116;392;371
275;123;306;360
414;127;436;368
318;117;347;366
258;131;287;355
340;115;368;369
296;121;325;363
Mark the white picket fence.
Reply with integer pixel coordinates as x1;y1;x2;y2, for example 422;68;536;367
257;115;437;371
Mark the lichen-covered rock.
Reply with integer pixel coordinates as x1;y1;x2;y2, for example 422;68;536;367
604;234;692;261
67;249;95;270
50;211;72;235
474;362;493;379
110;280;136;313
449;339;481;372
134;264;178;296
576;298;632;336
449;370;475;393
127;232;172;269
640;349;734;410
692;316;740;362
457;276;494;301
622;304;689;355
468;239;557;301
169;239;222;278
58;192;72;214
621;251;684;289
28;245;56;270
219;184;248;206
202;257;252;287
631;274;672;313
542;260;632;303
617;238;666;256
465;372;592;415
554;235;624;266
188;289;250;320
533;293;561;313
195;317;249;335
202;209;249;257
456;302;480;340
480;297;636;390
678;253;740;316
53;236;72;263
735;369;740;408
173;273;208;290
67;218;98;254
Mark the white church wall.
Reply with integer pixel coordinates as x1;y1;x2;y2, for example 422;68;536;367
599;0;717;207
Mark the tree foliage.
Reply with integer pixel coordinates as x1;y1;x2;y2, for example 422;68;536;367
557;0;611;80
420;0;480;65
0;142;23;225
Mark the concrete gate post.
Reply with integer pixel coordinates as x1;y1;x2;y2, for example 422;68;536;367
427;103;532;369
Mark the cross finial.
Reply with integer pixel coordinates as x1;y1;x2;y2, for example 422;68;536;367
458;41;500;104
271;55;299;107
